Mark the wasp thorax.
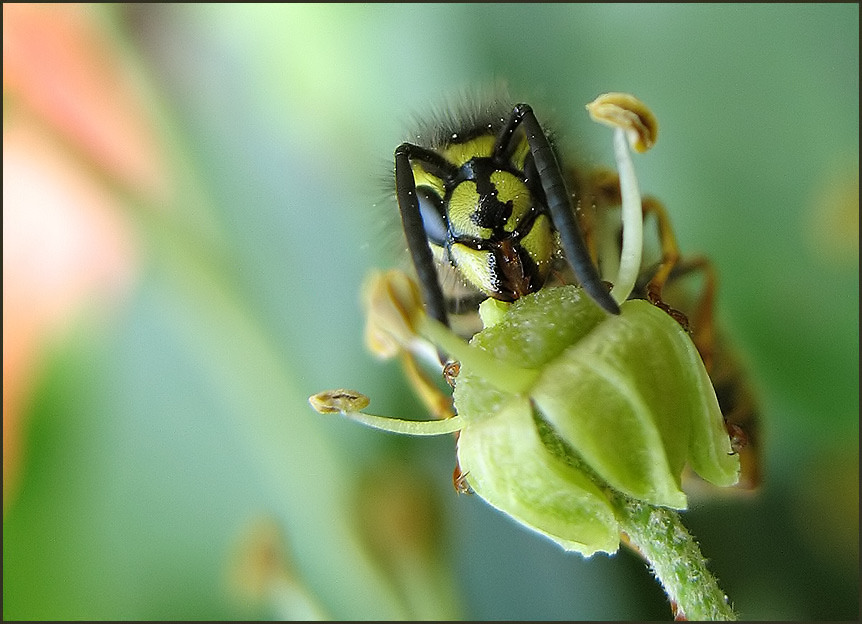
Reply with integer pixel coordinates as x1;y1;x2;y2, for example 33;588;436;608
445;161;554;302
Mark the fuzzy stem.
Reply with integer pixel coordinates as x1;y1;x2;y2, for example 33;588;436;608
608;493;737;621
536;417;735;620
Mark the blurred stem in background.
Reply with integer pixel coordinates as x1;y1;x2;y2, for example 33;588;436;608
3;4;459;620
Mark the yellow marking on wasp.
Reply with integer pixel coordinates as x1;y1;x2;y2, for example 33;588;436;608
519;213;554;278
510;135;531;171
441;135;496;166
449;243;495;295
410;162;446;197
448;181;493;240
490;171;531;232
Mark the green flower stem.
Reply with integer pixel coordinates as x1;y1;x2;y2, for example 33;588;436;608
535;416;735;620
608;492;737;621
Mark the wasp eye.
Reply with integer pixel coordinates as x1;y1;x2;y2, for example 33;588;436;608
416;187;447;246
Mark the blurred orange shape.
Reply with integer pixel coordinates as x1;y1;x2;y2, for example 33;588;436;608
3;3;169;509
3;119;140;509
3;3;168;198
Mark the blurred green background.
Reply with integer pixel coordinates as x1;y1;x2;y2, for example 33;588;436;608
3;4;858;620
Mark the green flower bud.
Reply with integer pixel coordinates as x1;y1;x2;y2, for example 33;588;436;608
454;285;739;554
313;281;739;556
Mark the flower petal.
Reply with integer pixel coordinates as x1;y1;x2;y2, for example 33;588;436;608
457;396;619;555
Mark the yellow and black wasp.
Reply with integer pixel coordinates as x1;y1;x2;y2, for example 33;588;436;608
390;97;760;490
395;101;618;331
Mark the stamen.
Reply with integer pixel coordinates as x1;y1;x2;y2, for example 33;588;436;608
609;126;644;304
308;389;464;436
586;93;659;304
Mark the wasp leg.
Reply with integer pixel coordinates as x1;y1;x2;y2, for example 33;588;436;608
452;462;472;495
640;197;692;330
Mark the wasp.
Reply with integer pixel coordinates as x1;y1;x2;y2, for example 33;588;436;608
395;102;618;327
390;98;760;491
